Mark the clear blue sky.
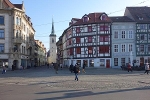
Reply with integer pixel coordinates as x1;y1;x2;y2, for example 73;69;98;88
10;0;150;51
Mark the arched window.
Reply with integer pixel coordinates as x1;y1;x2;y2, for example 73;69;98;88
100;14;107;20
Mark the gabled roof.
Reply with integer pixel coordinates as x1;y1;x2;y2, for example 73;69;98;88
4;0;15;8
126;6;150;23
70;12;112;26
110;16;134;22
3;0;23;10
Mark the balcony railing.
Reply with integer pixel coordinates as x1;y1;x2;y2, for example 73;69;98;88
13;37;23;44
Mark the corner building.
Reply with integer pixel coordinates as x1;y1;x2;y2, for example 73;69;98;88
63;13;112;68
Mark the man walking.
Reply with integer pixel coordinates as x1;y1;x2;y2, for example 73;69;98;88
74;63;80;81
82;62;86;73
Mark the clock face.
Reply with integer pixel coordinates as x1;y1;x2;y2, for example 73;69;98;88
52;38;54;43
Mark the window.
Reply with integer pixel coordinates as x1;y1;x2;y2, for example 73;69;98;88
140;45;144;52
88;26;92;32
99;46;104;53
69;39;71;45
88;36;92;43
121;58;125;66
83;16;89;22
99;36;103;42
0;29;4;38
100;14;107;20
114;31;118;38
148;45;150;52
24;25;25;31
121;31;125;38
114;58;118;66
129;44;133;52
100;25;109;31
114;45;118;52
76;37;80;44
140;34;144;40
76;27;80;33
76;48;81;54
121;44;125;52
104;35;109;42
148;24;150;29
88;47;92;54
0;44;4;53
70;48;73;55
105;46;109;53
128;31;133;39
0;16;4;25
16;17;19;25
16;30;18;38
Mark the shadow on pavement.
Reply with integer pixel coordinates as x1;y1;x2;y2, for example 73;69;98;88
36;86;150;100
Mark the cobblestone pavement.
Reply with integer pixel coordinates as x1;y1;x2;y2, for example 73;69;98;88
0;66;150;91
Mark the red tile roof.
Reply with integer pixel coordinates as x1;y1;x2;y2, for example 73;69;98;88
4;0;22;10
4;0;15;8
70;12;112;26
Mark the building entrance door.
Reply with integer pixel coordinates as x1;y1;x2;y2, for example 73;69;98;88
106;59;110;68
140;57;144;67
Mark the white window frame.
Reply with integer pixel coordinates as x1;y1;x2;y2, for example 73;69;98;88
128;30;133;39
114;58;118;66
114;31;119;39
121;30;126;39
121;44;126;52
121;58;125;66
114;44;119;52
128;44;133;52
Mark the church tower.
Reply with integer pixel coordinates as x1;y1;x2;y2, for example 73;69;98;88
48;19;57;63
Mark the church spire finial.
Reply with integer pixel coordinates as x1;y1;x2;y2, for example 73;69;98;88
50;18;56;36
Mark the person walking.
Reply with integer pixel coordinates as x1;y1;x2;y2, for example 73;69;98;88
144;63;149;75
2;66;6;74
127;63;132;72
54;63;58;74
69;63;74;73
82;62;86;73
74;63;80;81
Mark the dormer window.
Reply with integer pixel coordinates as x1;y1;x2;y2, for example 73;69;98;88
100;14;107;20
83;14;89;22
136;15;143;20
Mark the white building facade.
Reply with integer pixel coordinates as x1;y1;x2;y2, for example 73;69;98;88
0;0;35;69
110;16;136;68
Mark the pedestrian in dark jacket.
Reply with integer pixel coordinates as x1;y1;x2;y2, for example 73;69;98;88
74;63;80;81
54;63;58;74
82;62;86;73
69;64;74;73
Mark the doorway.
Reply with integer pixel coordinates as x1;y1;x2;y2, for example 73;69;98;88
106;59;110;68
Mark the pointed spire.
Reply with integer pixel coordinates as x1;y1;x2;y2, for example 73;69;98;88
50;18;56;36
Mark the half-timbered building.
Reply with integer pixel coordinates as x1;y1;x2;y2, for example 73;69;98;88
124;6;150;66
62;13;112;68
